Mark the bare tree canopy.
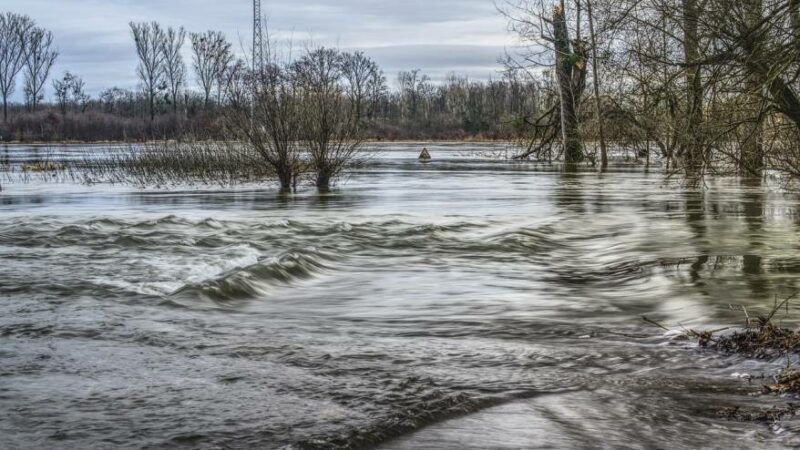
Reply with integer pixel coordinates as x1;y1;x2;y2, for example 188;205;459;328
22;26;58;111
293;47;367;189
190;30;232;108
342;51;384;121
130;21;166;123
397;69;431;122
52;71;88;115
0;12;33;122
161;26;186;115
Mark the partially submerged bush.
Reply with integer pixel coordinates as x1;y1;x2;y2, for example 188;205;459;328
224;43;371;191
293;48;368;190
224;58;304;191
78;141;275;186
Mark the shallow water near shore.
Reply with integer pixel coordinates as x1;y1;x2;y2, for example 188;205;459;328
2;143;800;449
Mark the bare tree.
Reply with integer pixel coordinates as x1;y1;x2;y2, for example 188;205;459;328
342;51;381;121
71;73;89;113
397;69;430;121
190;31;232;108
22;26;58;111
365;64;387;119
52;71;88;115
224;42;305;191
161;26;186;115
130;21;166;122
0;12;33;122
681;0;703;174
737;0;765;175
586;0;607;169
552;3;587;164
501;1;587;163
214;50;234;105
218;58;246;105
294;47;367;190
594;0;800;177
52;71;71;115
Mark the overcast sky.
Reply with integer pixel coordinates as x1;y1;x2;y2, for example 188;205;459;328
0;0;517;101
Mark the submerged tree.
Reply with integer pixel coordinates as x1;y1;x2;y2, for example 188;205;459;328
223;39;305;191
593;0;800;179
293;47;368;190
552;3;586;164
502;0;588;164
223;44;370;191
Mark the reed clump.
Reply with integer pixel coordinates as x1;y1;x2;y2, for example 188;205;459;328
78;141;276;187
21;162;66;172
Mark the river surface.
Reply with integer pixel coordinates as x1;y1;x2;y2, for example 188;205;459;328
2;143;800;449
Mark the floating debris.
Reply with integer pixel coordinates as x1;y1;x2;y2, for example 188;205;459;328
704;322;800;360
717;403;800;422
644;293;800;424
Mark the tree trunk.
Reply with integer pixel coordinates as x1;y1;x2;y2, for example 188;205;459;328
277;167;293;192
682;0;703;173
740;0;764;176
553;4;583;164
586;0;608;170
791;0;800;50
738;6;800;136
316;171;331;191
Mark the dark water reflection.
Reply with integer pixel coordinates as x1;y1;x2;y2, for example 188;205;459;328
2;144;800;449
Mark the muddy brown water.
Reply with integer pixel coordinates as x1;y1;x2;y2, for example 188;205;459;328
2;143;800;449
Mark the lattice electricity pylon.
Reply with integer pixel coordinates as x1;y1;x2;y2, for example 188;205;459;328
253;0;264;72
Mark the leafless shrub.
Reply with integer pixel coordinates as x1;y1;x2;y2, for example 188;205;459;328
77;141;274;187
223;34;305;192
293;47;369;190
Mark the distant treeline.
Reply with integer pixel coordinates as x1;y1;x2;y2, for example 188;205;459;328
0;73;544;142
0;12;544;143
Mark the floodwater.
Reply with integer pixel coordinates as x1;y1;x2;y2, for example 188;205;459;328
2;143;800;449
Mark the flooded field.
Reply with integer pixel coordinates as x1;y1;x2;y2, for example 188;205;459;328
2;143;800;449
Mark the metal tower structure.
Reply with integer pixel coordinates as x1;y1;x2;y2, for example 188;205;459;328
253;0;264;72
